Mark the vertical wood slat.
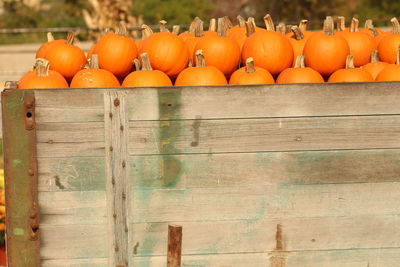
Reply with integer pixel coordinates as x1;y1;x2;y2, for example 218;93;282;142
167;225;182;267
104;91;130;267
2;90;40;266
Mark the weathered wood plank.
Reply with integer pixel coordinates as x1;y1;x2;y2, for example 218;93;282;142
35;89;104;123
41;258;108;267
128;115;400;155
104;91;131;266
131;214;400;256
133;248;400;267
39;191;106;225
128;82;400;120
130;149;400;189
131;182;400;223
40;224;108;259
38;157;106;192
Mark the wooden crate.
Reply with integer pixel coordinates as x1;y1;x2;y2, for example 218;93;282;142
3;82;400;266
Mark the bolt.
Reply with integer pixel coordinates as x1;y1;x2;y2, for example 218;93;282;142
114;98;120;107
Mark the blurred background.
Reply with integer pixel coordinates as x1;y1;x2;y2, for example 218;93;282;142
0;0;399;82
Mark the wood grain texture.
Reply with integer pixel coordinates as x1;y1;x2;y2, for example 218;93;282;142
128;115;400;155
131;182;400;223
104;91;130;266
41;258;107;267
128;82;400;120
131;214;400;256
130;149;400;189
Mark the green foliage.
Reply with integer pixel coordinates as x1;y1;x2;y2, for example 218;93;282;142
132;0;214;25
356;0;400;26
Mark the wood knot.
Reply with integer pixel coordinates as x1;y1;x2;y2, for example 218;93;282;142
295;136;302;142
114;98;120;107
109;146;113;152
28;168;35;176
122;161;126;168
120;125;124;131
109;112;113;118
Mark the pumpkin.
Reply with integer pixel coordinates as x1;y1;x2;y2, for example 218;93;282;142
376;47;400;81
193;17;241;76
93;22;138;78
179;17;201;42
288;26;308;67
70;54;120;88
339;18;377;67
44;32;87;80
184;19;205;59
242;14;293;75
175;50;227;86
229;57;275;85
227;15;246;40
378;17;400;64
277;55;324;83
18;58;69;89
328;55;374;82
287;20;314;39
36;32;66;59
228;17;263;50
140;20;189;77
136;24;154;52
122;53;172;87
361;50;388;79
303;16;350;76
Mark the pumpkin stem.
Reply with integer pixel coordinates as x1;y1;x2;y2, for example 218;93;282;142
294;55;306;68
89;54;100;69
159;20;169;32
141;24;153;39
224;16;233;29
35;58;50;77
263;14;275;31
237;15;246;27
345;55;355;69
365;20;378;37
209;18;217;32
133;59;141;71
276;22;286;34
291;26;304;40
245;18;256;37
188;17;201;34
397;47;400;65
194;19;204;37
66;31;75;45
188;59;193;68
324;16;335;35
195;50;206;67
390;17;400;34
245;57;256;73
299;20;308;32
47;32;54;42
350;18;359;32
217;17;227;37
116;21;128;36
370;50;379;63
336;16;346;31
140;53;153;71
172;25;180;35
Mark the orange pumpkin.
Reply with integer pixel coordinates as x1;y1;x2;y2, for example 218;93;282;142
122;53;173;87
339;18;377;67
140;20;189;77
227;15;246;39
242;14;293;75
376;47;400;81
328;55;374;82
361;50;388;79
44;32;87;80
36;32;66;59
229;57;275;85
18;58;69;89
288;26;308;67
303;16;350;77
228;17;264;50
378;18;400;64
175;50;227;86
194;17;241;76
70;54;120;88
277;55;324;83
93;23;138;78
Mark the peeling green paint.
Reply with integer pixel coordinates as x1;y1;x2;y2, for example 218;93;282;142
13;228;24;236
12;159;22;167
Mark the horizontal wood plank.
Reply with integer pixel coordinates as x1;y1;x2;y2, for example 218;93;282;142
130;149;400;189
131;214;400;256
41;258;107;267
131;182;400;223
133;248;400;267
128;82;400;120
128;115;400;155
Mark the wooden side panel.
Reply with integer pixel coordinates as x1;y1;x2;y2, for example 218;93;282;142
2;90;40;266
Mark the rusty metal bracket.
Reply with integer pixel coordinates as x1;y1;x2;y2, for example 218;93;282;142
2;90;40;266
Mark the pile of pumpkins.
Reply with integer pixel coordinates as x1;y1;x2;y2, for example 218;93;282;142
17;15;400;89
